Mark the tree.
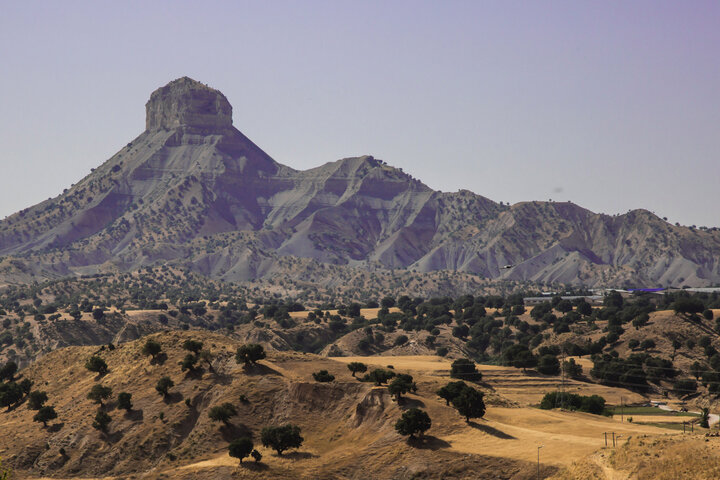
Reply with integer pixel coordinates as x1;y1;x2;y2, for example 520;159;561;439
92;308;105;321
228;437;254;464
0;362;17;381
628;339;640;350
632;313;649;330
394;408;431;438
208;402;237;425
576;300;593;316
640;339;656;351
182;339;203;354
142;339;163;360
451;387;486;422
563;358;583;378
155;376;174;397
0;382;23;410
450;358;482;382
92;411;112;432
118;392;133;411
312;370;335;382
87;384;112;406
236;344;266;366
347;362;367;378
261;424;304;455
365;368;395;385
691;361;704;380
381;296;396;309
33;405;57;427
27;391;48;410
85;356;108;375
388;374;416;401
180;353;199;372
701;407;710;428
436;381;468;406
703;309;714;320
537;354;561;375
673;297;704;316
198;349;214;370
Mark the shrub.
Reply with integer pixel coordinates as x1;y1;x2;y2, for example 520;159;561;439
182;339;203;353
208;403;237;425
312;370;335;382
540;391;606;415
180;353;199;372
261;424;304;455
436;346;449;357
394;335;409;346
251;449;262;463
118;392;133;411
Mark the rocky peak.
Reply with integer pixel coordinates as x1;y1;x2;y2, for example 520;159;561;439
145;77;233;132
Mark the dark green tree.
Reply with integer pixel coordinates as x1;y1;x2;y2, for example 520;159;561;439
33;405;57;427
87;384;112;406
236;344;266;366
182;339;203;354
27;391;48;410
0;362;17;381
142;339;163;360
228;437;254;464
394;408;431;438
92;411;112;432
118;392;133;411
347;362;367;378
450;358;482;382
451;387;486;422
85;356;108;375
365;368;396;385
388;374;416;401
155;376;174;397
261;424;304;455
180;353;199;372
537;354;561;375
436;381;469;406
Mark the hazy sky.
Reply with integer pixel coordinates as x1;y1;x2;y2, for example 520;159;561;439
1;1;718;226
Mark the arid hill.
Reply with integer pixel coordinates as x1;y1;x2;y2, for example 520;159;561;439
1;77;719;289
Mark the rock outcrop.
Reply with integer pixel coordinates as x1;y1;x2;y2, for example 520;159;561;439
0;76;719;288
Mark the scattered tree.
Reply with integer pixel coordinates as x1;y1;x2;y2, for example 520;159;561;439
92;411;112;432
180;353;199;372
364;368;396;385
87;384;112;406
236;344;266;366
451;386;486;422
155;376;174;397
84;356;108;375
261;424;304;455
388;374;416;401
27;391;48;410
436;381;468;406
0;362;17;382
228;437;254;464
450;358;482;382
142;339;163;360
394;408;431;438
33;405;57;427
347;362;367;378
182;339;203;354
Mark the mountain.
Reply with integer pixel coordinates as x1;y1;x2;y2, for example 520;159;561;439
1;77;719;289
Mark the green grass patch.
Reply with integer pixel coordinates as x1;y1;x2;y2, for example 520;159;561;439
608;406;699;417
635;421;702;431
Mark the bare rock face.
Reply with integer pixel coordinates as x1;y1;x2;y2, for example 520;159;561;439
145;76;232;132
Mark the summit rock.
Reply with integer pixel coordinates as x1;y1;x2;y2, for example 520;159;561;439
145;77;233;132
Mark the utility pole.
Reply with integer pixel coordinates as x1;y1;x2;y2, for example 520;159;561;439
612;432;616;447
604;432;608;447
537;445;543;480
621;396;624;423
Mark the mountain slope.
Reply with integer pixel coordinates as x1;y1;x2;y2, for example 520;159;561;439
0;76;719;288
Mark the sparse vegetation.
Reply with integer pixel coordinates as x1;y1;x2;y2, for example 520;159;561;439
261;424;304;455
395;408;431;438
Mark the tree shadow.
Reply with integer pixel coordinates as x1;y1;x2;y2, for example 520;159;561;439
243;363;282;376
93;371;109;381
163;392;184;404
183;368;205;380
399;397;426;409
151;353;168;366
279;451;317;460
220;423;252;442
407;435;451;450
124;409;144;421
467;421;516;439
47;422;65;433
212;372;233;385
241;462;269;471
102;431;123;444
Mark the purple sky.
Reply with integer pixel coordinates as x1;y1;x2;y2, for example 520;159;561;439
1;1;719;227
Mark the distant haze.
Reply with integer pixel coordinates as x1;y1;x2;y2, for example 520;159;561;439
1;1;718;227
